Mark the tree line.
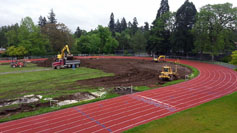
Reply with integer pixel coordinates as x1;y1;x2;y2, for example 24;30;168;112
0;0;237;62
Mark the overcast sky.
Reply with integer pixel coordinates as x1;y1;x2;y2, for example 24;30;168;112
0;0;236;32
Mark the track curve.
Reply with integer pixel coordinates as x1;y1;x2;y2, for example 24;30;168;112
0;56;237;133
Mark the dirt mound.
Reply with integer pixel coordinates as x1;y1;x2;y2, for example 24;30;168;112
78;58;192;88
34;58;56;67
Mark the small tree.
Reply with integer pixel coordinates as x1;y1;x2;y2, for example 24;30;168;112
6;46;28;58
230;50;237;65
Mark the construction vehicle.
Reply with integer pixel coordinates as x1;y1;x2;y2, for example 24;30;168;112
159;65;179;81
11;60;26;68
153;55;166;62
52;45;80;69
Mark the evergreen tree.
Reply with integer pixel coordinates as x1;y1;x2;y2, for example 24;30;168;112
42;17;47;26
121;17;127;31
127;21;132;28
48;9;57;24
172;0;197;55
74;26;82;38
115;19;121;33
147;0;171;55
108;12;115;35
38;16;47;27
153;0;169;24
131;17;138;34
144;22;149;31
38;16;43;26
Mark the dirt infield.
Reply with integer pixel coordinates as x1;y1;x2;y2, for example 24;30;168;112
78;58;192;88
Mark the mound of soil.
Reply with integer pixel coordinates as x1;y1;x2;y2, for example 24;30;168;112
78;58;192;88
34;58;56;67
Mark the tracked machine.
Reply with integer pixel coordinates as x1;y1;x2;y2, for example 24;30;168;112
153;55;166;62
52;45;80;69
159;65;179;81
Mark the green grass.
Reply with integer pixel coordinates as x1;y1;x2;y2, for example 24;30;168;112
125;92;237;133
134;86;153;92
162;79;186;87
0;66;113;100
0;64;115;122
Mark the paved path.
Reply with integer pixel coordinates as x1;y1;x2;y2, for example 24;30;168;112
0;56;237;133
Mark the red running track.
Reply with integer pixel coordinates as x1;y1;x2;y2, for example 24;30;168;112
0;56;237;133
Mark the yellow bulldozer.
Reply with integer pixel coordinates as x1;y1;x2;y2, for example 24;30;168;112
159;65;179;81
153;55;166;62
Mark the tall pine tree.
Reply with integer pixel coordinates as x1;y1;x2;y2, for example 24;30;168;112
48;9;57;24
131;17;138;34
115;19;121;33
148;0;171;55
74;26;82;38
153;0;169;24
121;17;127;32
172;0;197;55
108;13;115;35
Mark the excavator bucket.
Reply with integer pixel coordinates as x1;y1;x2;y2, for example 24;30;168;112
66;54;74;60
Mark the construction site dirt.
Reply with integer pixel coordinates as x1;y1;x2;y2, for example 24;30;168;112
77;58;192;88
35;58;192;88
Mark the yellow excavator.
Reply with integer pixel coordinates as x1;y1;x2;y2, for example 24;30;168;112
57;45;73;60
153;55;166;62
159;65;179;81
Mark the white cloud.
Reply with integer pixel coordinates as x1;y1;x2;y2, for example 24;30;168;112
0;0;236;32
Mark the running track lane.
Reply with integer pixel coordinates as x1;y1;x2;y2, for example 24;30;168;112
0;56;237;133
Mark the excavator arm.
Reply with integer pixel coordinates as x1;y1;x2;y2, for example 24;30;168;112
57;45;72;59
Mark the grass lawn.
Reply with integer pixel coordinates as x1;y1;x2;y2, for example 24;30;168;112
0;64;113;100
125;92;237;133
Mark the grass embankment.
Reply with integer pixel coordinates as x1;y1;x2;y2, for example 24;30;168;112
125;92;237;133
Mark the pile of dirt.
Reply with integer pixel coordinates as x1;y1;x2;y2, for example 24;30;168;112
34;58;56;67
0;102;50;117
112;86;138;95
78;58;192;88
54;92;97;101
0;92;96;118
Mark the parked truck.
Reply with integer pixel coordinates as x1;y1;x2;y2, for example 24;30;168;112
52;45;80;69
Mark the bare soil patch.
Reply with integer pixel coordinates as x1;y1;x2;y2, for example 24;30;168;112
78;58;192;88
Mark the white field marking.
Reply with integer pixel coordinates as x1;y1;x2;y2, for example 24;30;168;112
135;95;176;109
